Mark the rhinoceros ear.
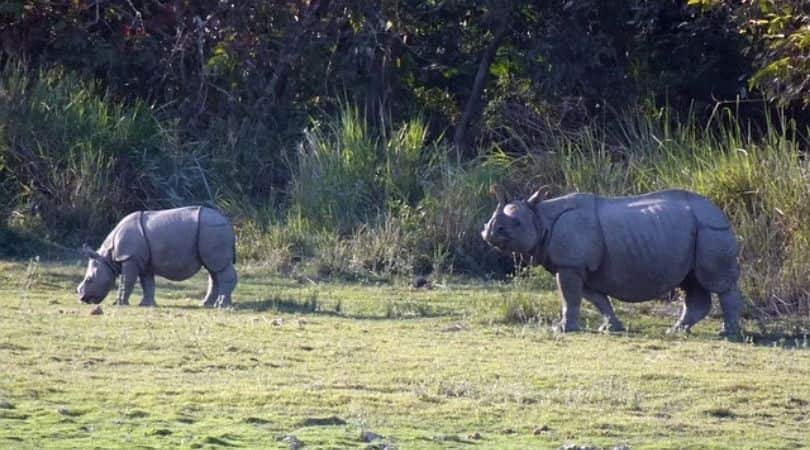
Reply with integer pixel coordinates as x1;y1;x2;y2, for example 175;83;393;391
528;185;551;205
489;184;508;206
81;243;102;261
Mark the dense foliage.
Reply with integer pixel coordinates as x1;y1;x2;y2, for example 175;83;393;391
3;1;801;162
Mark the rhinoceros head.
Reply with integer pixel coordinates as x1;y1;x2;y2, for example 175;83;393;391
77;244;117;304
481;185;549;254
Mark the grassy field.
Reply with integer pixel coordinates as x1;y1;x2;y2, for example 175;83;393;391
1;259;809;450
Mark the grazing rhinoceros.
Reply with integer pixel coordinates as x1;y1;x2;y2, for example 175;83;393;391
77;206;237;308
481;185;744;336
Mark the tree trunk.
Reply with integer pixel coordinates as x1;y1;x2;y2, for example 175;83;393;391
268;0;331;102
365;7;401;129
453;19;509;160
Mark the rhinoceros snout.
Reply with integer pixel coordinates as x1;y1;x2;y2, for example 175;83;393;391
80;295;102;304
78;286;98;304
481;222;507;245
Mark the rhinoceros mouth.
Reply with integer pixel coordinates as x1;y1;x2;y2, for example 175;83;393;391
80;295;103;304
481;228;508;248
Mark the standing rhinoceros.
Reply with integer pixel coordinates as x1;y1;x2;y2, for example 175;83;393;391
77;206;237;308
481;185;743;336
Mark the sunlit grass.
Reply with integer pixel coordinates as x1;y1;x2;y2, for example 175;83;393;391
1;260;809;449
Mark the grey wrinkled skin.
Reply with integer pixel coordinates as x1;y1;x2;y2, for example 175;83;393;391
77;206;237;308
481;186;743;337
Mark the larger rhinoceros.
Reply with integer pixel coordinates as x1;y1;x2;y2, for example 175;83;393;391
77;206;237;308
481;186;744;336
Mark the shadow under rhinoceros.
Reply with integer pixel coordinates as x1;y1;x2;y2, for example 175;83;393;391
232;296;460;320
235;297;324;314
742;330;810;349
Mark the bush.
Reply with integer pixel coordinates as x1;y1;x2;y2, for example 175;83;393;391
0;64;209;242
290;105;437;234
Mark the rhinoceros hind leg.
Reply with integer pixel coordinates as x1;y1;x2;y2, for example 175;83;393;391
671;278;711;333
718;284;744;339
583;288;625;332
212;264;237;308
201;273;218;307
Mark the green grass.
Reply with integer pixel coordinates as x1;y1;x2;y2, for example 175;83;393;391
1;260;809;449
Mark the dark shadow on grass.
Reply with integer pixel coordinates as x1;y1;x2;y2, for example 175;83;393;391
202;435;239;447
420;435;479;445
297;416;347;427
154;296;459;320
233;297;460;321
236;297;321;314
744;331;810;349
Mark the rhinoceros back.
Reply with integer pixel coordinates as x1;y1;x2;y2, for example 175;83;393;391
140;206;235;280
142;207;201;280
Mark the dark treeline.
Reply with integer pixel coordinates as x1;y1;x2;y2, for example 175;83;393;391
3;1;807;173
1;1;809;315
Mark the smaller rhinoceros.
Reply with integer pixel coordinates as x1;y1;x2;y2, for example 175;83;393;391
481;185;744;336
77;206;237;308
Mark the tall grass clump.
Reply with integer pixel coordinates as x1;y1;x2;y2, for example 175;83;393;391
290;105;435;233
632;112;810;316
282;104;516;276
291;105;384;233
0;64;208;241
415;153;514;274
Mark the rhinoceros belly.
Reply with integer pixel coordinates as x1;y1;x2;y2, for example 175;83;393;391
143;208;203;281
585;193;696;302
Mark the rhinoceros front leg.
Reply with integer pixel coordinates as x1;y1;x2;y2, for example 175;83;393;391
555;269;583;332
115;261;138;306
138;273;156;307
583;288;625;332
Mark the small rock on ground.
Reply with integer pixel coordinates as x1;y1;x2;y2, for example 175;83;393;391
441;323;468;332
56;406;79;416
360;430;384;442
559;444;630;450
278;434;304;450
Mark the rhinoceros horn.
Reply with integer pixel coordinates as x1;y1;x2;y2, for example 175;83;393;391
490;184;508;208
528;185;551;205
